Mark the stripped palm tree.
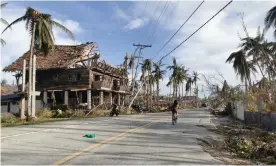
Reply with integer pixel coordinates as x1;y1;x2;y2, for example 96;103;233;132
140;59;152;108
192;71;200;106
192;71;200;91
181;66;189;99
2;7;74;119
167;57;178;99
123;53;129;71
239;27;275;78
128;55;135;93
152;61;166;101
185;77;193;96
226;50;257;88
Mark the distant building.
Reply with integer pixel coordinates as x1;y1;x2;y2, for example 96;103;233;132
181;96;199;103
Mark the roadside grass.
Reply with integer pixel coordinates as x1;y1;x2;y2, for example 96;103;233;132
1;105;195;127
1;108;138;127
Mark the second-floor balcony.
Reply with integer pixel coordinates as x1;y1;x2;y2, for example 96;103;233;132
92;81;112;90
112;85;128;92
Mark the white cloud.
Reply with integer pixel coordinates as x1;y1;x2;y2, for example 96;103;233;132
113;4;131;22
64;20;82;33
113;2;152;31
0;4;83;84
123;18;149;31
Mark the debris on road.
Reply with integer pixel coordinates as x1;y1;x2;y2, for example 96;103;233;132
83;134;96;138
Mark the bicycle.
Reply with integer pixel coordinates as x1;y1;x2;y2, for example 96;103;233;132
172;112;178;125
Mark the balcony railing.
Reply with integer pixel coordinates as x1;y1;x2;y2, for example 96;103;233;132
112;85;128;92
92;81;112;90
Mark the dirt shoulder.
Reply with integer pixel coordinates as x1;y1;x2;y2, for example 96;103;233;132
197;114;276;165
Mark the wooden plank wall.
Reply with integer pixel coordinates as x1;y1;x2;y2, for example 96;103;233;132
36;68;90;91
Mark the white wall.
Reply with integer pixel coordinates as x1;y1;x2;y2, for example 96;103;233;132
1;100;43;114
233;101;245;121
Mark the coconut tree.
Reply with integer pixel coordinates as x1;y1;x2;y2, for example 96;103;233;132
2;7;74;119
181;66;189;99
185;77;193;96
192;71;200;91
167;57;178;99
239;27;276;78
1;2;10;46
128;55;135;93
226;50;257;87
192;71;200;106
123;53;129;71
152;61;166;101
167;66;186;100
264;5;276;38
140;59;152;108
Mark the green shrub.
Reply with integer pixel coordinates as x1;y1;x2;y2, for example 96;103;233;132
1;113;18;123
64;109;74;118
36;108;53;118
52;104;68;112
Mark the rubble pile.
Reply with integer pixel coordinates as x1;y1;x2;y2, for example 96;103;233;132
203;123;276;164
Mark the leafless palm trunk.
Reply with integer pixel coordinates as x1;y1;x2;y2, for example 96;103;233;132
27;22;36;120
156;79;159;101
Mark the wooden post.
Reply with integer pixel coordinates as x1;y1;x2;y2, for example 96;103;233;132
87;59;92;110
110;92;113;105
64;91;69;105
118;93;121;106
31;54;37;118
79;91;83;103
20;59;26;120
43;91;48;106
100;91;103;105
87;90;92;109
122;95;125;106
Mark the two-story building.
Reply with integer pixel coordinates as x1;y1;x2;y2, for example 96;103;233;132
2;42;129;111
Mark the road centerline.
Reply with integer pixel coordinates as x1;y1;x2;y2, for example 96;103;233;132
52;122;156;165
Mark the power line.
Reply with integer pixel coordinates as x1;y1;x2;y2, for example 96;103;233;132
152;0;205;60
134;0;149;44
140;0;149;21
148;0;171;43
150;0;180;46
128;0;233;108
157;0;233;63
146;1;161;36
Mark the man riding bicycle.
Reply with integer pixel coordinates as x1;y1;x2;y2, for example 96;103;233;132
169;100;178;125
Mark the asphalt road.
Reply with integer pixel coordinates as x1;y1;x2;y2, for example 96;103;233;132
1;108;223;165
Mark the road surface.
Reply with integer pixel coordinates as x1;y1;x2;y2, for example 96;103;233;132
1;108;223;165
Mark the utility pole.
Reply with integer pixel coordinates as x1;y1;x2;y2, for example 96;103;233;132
131;43;151;95
129;43;151;108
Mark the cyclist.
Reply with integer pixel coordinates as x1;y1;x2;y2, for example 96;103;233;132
170;100;178;125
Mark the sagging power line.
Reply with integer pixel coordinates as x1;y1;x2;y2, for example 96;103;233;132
128;0;233;108
150;0;180;46
148;0;171;43
152;0;205;60
157;0;233;63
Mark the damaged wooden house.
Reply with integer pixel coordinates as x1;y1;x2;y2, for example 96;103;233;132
2;42;129;112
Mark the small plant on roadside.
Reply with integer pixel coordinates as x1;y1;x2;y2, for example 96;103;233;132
36;108;53;118
1;113;18;123
63;109;74;118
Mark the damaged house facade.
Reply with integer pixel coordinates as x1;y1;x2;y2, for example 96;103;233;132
2;42;129;112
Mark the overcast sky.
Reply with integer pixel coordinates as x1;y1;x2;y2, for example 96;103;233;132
1;1;275;97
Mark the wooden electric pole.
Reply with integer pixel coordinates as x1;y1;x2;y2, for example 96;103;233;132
131;43;152;95
129;43;151;109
